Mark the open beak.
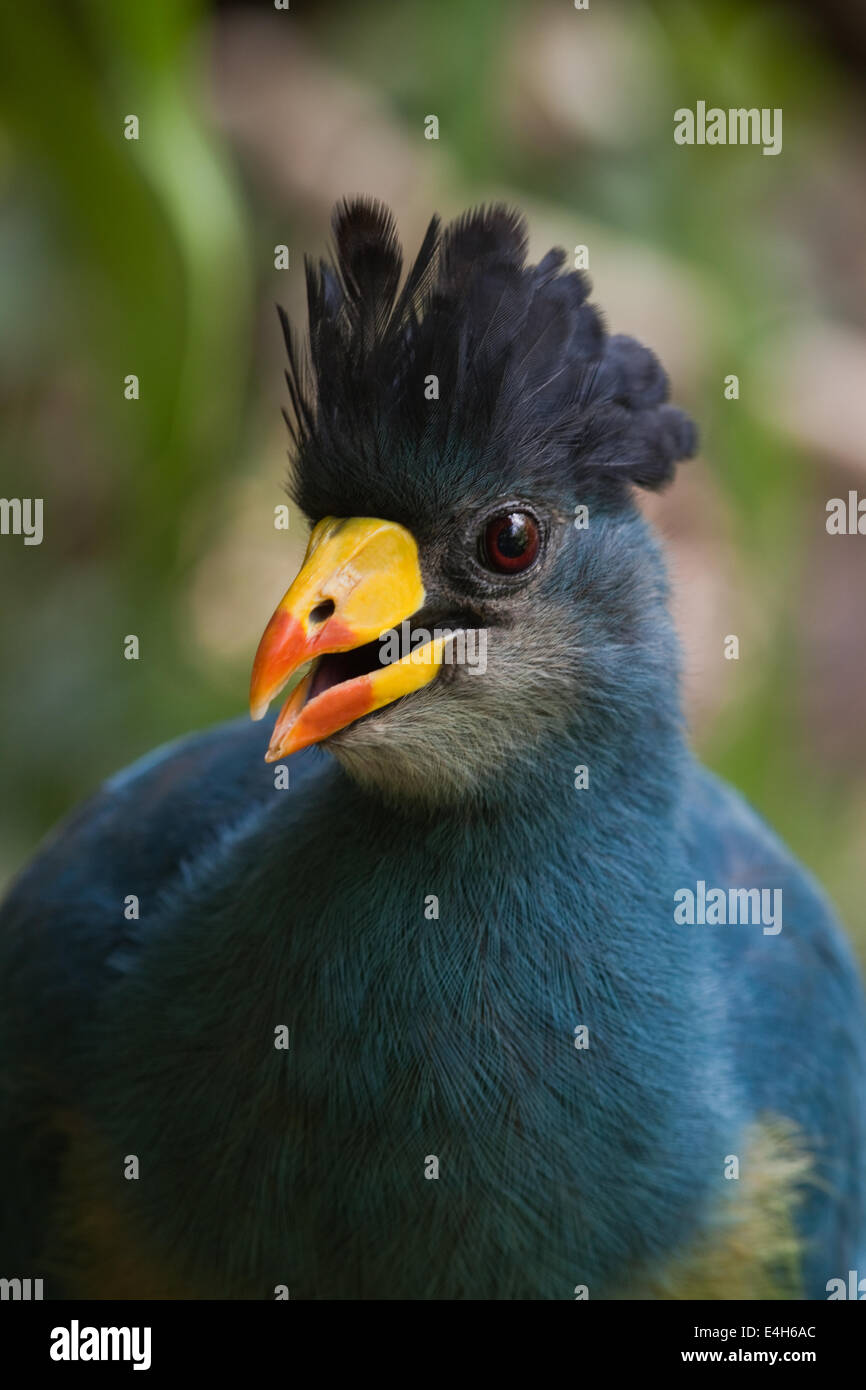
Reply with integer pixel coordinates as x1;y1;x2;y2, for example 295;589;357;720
249;516;447;761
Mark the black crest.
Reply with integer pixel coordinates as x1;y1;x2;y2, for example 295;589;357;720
280;198;697;519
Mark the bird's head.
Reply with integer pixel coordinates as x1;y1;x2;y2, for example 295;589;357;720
250;200;696;807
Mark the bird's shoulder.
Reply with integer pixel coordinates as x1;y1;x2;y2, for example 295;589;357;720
0;717;325;990
0;718;333;1282
680;759;866;1039
681;762;866;1287
682;760;858;976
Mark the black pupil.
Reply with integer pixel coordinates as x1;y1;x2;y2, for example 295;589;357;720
496;515;530;558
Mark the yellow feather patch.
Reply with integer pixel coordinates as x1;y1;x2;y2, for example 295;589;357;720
623;1118;813;1300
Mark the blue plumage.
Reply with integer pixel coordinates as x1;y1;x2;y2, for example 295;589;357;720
1;201;864;1298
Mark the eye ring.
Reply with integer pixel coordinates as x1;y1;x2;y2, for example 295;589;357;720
478;510;541;574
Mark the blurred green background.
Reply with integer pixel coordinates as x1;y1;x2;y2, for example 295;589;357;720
1;0;865;951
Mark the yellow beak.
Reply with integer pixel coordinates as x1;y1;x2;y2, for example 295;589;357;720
249;516;447;761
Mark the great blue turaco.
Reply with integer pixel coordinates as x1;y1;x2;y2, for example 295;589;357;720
1;199;864;1299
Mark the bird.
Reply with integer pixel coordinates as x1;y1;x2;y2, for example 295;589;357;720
1;197;864;1300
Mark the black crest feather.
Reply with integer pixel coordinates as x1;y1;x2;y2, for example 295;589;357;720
281;199;697;520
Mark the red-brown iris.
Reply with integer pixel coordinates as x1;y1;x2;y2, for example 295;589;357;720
480;511;540;573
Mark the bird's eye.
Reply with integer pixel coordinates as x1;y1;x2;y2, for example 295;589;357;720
479;511;541;574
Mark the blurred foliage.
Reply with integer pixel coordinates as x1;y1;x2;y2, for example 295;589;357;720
0;0;864;955
0;0;253;868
